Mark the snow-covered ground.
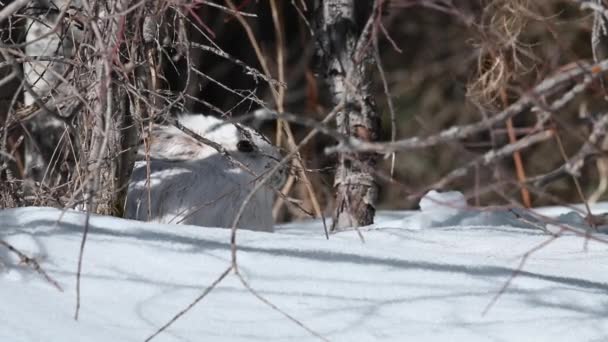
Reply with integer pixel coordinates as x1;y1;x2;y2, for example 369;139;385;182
3;192;608;342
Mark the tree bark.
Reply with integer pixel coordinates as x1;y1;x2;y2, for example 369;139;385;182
588;0;608;204
78;0;146;215
317;0;380;230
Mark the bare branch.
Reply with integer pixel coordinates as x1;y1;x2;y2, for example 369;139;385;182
0;239;63;292
326;59;608;154
145;265;233;342
531;113;608;187
0;0;31;24
197;0;257;17
432;129;554;189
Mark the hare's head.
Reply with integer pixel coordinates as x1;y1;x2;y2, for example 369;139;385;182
175;114;287;188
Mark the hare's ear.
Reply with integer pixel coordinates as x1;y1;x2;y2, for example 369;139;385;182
138;127;211;160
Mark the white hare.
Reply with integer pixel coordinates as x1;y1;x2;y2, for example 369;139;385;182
125;114;286;232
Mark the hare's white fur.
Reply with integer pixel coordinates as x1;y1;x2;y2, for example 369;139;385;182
125;114;285;232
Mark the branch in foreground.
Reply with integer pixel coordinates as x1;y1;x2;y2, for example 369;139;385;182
0;239;63;292
0;0;31;24
145;265;233;342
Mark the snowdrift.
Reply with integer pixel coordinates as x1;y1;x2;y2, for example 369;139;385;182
2;196;608;341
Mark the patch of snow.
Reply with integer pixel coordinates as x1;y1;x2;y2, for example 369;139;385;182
418;189;467;212
402;190;535;230
2;202;608;341
400;190;608;233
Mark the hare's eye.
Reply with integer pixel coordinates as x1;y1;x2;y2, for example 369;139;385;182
237;140;255;153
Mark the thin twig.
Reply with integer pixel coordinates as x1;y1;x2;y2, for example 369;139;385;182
431;129;554;189
531;112;608;187
482;232;562;316
326;58;608;154
171;118;255;174
0;239;63;292
228;105;343;342
197;0;257;17
553;129;595;251
144;265;233;342
74;211;90;320
189;42;280;86
373;7;398;176
0;0;32;24
235;268;330;342
230;104;343;236
225;0;326;232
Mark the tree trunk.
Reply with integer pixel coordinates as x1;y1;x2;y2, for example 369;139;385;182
589;0;608;204
77;0;144;215
317;0;380;230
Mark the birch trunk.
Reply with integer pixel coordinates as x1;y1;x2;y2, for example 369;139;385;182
318;0;380;230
